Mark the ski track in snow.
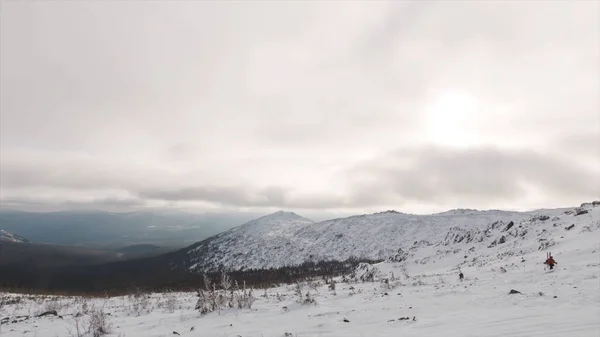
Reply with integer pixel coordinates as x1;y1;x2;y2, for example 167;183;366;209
1;204;599;336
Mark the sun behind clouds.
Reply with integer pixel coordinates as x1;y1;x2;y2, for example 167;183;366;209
424;90;484;148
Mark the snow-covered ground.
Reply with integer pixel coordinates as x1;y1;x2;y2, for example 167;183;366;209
2;215;599;337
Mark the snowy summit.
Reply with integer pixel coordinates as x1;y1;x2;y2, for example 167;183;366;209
0;229;30;244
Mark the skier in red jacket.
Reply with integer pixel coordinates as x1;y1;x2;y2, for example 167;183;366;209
545;255;557;270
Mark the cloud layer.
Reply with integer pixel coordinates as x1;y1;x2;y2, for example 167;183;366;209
1;1;599;214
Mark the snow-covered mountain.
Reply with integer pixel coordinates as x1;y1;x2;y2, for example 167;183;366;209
185;202;600;273
0;229;30;243
187;211;314;270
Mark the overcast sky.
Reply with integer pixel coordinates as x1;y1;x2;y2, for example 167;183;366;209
1;1;599;215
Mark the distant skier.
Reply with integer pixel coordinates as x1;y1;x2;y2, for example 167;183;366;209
545;255;557;270
459;272;464;281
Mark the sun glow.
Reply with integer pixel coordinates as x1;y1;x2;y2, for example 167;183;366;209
424;90;483;147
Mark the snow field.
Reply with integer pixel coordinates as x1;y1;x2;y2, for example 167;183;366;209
1;244;598;337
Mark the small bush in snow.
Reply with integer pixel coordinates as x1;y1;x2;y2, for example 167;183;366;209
43;297;68;314
67;315;87;337
294;282;303;298
234;288;255;309
348;286;356;296
401;266;410;279
195;290;214;316
67;305;113;337
300;291;317;305
307;280;322;291
74;299;90;316
381;278;402;290
328;280;337;296
220;270;232;292
158;291;178;313
131;293;152;316
411;276;425;286
195;278;255;316
89;307;113;337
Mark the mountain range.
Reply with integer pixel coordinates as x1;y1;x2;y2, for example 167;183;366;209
182;202;600;273
0;209;352;249
1;201;598;293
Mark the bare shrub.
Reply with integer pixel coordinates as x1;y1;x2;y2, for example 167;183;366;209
195;278;255;315
195;290;213;316
220;270;232;292
381;278;402;291
131;293;152;316
75;299;90;316
67;305;113;337
43;297;68;314
203;273;212;291
158;291;178;313
301;291;317;305
294;282;302;298
234;288;255;309
348;286;356;296
307;280;321;292
401;266;410;279
67;315;87;337
329;280;336;295
0;296;23;308
89;307;113;337
411;276;425;287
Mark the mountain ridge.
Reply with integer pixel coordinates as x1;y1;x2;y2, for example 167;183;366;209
0;229;30;244
182;202;600;272
0;202;598;294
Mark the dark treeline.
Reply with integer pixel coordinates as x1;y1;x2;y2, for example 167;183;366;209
0;253;380;296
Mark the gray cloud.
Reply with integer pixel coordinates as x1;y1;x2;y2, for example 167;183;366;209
138;185;288;208
553;132;600;161
342;144;600;208
162;143;204;163
1;1;598;214
3;142;596;212
0;196;146;213
136;185;371;210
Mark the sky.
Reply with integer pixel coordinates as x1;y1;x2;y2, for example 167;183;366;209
1;1;599;216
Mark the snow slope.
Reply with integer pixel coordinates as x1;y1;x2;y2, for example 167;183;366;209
1;203;598;337
187;211;315;270
0;229;30;244
186;203;600;272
